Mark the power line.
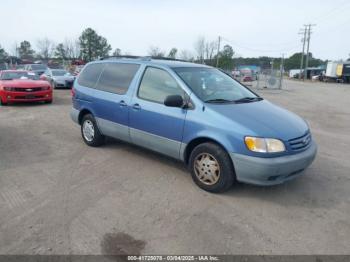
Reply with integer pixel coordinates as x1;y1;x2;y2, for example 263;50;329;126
311;0;350;24
221;37;299;54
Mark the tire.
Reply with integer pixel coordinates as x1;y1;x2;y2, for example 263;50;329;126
189;142;235;193
81;114;105;147
0;98;7;106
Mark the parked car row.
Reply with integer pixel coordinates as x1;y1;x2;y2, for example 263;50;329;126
0;64;77;105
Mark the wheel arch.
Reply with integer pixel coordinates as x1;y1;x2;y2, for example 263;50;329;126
183;137;231;165
78;108;93;124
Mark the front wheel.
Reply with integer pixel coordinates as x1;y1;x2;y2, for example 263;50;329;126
189;142;235;193
81;114;105;147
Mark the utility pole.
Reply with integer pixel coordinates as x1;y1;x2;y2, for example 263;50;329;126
303;24;316;81
279;54;285;89
216;36;221;68
299;26;307;80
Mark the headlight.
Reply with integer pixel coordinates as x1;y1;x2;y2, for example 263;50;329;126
3;87;14;91
244;136;285;153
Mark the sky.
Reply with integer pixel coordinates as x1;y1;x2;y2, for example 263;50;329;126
1;0;349;60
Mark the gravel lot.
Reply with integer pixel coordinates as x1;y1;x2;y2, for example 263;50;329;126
0;79;349;255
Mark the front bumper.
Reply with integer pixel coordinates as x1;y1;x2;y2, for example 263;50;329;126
54;80;74;88
2;90;52;103
230;141;317;186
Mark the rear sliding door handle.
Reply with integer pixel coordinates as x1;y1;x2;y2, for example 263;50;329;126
119;100;127;107
132;103;141;110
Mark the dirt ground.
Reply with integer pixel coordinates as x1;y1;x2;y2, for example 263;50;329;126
0;79;349;255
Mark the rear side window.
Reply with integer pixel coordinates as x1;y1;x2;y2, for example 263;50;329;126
78;63;104;88
96;63;140;94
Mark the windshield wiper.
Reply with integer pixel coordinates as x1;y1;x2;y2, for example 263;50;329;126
204;98;235;103
234;97;263;103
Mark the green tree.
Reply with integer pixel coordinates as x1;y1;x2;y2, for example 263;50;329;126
167;48;178;59
79;28;112;61
17;40;35;59
0;44;8;61
218;44;234;69
54;43;69;61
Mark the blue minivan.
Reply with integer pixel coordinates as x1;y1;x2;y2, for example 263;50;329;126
71;57;317;193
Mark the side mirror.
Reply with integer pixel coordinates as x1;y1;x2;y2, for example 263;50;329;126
164;95;184;108
40;75;46;80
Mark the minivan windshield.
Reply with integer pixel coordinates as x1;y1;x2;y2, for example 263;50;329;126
173;67;260;103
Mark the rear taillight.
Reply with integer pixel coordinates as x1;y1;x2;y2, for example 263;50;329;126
71;87;76;97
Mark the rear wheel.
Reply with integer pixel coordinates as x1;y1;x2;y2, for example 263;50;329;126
81;114;105;147
189;142;235;193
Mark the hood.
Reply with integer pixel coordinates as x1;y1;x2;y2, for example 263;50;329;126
0;79;50;87
53;75;75;81
207;100;308;141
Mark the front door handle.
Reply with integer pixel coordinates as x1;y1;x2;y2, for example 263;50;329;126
132;103;141;110
119;100;127;107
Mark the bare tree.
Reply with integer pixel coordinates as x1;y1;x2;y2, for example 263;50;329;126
194;36;205;63
179;50;194;61
112;48;122;56
10;42;17;57
148;46;165;57
205;40;217;61
63;38;80;59
70;38;81;59
36;38;55;60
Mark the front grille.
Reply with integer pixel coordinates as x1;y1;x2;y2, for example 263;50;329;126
15;95;44;99
288;131;312;151
13;87;43;92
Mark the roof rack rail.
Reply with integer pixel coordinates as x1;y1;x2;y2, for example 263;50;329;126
145;56;188;62
100;55;143;60
100;55;188;62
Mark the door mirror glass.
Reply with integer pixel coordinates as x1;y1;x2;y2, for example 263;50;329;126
164;95;184;107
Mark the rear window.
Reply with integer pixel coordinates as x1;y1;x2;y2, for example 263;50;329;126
77;63;104;88
96;63;140;94
31;64;47;70
52;70;69;76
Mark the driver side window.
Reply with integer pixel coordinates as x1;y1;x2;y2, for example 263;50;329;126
138;67;184;104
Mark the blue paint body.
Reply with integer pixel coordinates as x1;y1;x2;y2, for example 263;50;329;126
71;59;317;186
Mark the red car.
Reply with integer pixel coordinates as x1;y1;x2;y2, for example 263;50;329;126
242;75;253;82
0;70;52;105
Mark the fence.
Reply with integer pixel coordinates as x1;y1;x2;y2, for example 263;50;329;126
256;69;283;90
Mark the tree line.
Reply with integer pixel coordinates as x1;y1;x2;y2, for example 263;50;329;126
0;28;327;71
